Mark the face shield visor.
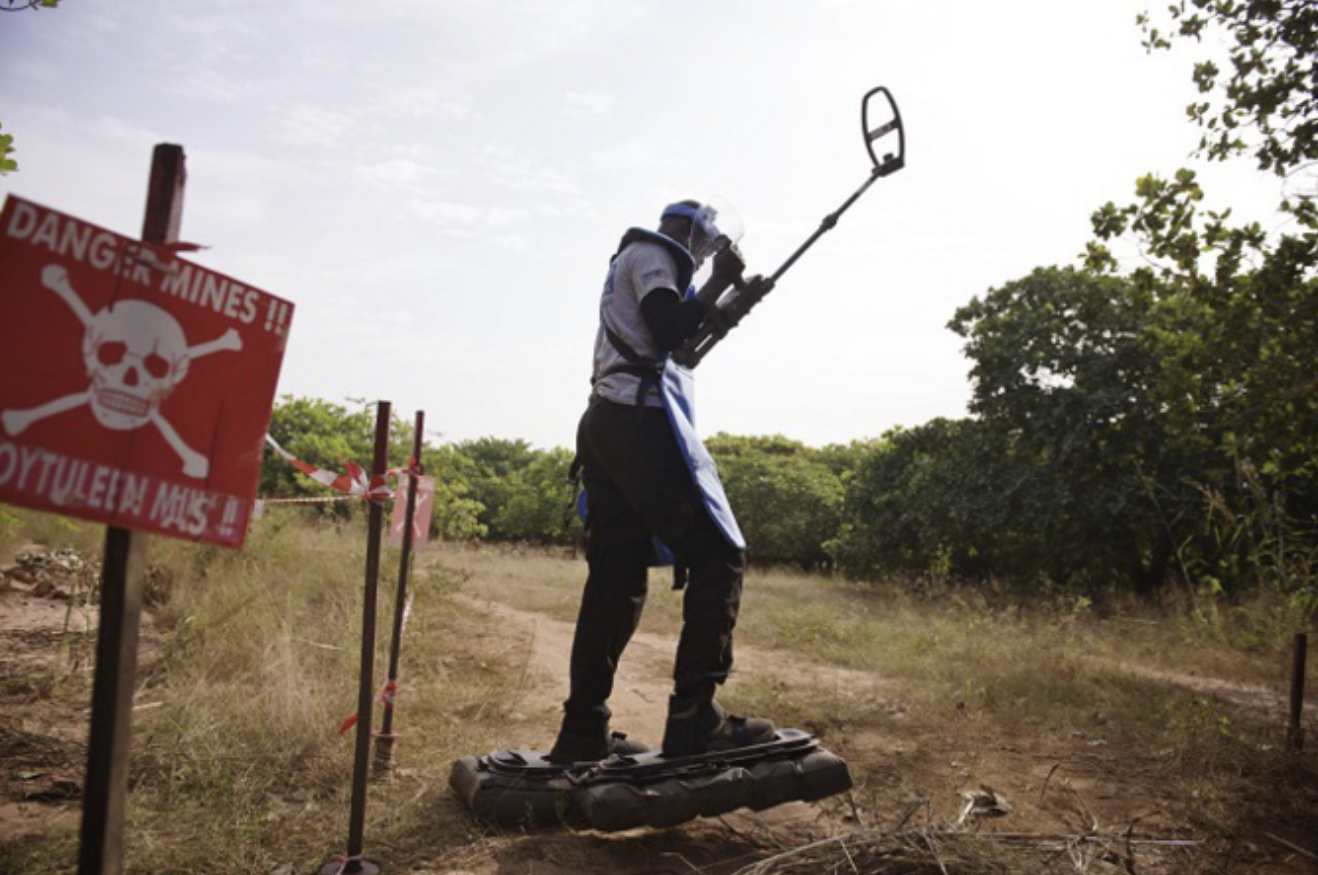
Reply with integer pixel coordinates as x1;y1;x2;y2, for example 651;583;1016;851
663;196;744;267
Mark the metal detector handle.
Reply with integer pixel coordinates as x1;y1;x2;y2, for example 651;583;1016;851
671;274;774;368
673;86;906;369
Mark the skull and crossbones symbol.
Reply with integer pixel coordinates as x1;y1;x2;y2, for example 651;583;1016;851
1;263;242;479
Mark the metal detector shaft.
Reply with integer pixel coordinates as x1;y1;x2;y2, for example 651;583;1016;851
674;85;904;369
771;165;885;286
674;165;887;368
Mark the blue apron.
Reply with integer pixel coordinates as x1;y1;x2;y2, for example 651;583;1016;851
659;359;745;551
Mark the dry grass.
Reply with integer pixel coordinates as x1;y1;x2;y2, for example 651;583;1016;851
726;824;1208;875
445;546;1307;747
1;508;549;874
1;522;1315;875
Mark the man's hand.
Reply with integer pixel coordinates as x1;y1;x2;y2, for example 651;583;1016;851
711;242;746;285
696;242;747;306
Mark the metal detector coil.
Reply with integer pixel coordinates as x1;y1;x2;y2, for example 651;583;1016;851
863;85;905;176
450;729;852;831
673;84;906;368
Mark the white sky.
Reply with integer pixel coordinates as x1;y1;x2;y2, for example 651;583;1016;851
0;0;1279;450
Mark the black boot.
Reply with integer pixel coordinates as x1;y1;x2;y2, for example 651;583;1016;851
661;696;775;758
547;727;649;764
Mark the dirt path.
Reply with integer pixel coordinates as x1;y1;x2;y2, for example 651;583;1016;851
1106;658;1318;719
450;592;888;836
439;590;1318;875
0;581;96;844
450;594;672;748
453;592;892;751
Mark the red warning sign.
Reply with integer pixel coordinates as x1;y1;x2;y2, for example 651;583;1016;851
389;474;435;552
0;195;293;548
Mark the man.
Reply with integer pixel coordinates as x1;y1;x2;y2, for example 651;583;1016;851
548;199;776;763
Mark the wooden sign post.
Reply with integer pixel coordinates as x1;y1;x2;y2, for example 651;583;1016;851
78;144;184;875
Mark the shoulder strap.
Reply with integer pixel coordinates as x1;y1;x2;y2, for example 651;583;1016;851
593;229;692;406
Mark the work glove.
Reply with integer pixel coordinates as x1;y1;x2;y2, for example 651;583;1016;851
710;242;746;287
695;242;746;307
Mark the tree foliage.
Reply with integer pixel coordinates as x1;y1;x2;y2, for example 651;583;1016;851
1074;1;1318;598
0;124;17;176
706;434;844;568
493;447;576;545
454;437;539;541
1141;0;1318;185
948;268;1208;593
418;444;486;541
261;396;487;539
262;396;382;499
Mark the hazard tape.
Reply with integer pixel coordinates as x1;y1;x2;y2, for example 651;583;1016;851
264;434;394;503
339;680;399;736
337;590;416;738
263;434;428;736
260;495;359;505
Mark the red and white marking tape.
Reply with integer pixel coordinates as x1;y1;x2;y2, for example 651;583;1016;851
262;434;430;735
263;434;394;503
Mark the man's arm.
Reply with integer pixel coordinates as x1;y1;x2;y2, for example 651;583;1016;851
640;245;748;352
641;290;707;352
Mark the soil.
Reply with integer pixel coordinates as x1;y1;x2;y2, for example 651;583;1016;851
434;592;1318;875
2;548;1317;875
0;576;95;846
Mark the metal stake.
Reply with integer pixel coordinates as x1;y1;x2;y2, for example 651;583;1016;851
323;401;391;875
374;410;425;776
1289;632;1308;751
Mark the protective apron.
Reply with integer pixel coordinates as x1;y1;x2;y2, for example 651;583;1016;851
659;358;744;551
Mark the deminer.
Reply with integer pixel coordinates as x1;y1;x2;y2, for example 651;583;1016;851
548;198;777;763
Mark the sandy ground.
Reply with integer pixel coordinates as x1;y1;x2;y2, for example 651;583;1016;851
449;592;882;835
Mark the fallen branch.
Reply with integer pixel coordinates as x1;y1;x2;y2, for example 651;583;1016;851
1265;832;1317;861
728;827;1202;875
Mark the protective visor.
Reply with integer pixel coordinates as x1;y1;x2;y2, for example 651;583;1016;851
663;196;744;265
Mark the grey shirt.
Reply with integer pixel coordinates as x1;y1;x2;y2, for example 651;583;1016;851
591;240;684;407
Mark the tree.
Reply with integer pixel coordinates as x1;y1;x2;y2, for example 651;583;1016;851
261;396;380;499
0;124;17;176
1141;1;1318;197
1;0;61;175
832;423;963;582
419;444;487;541
832;417;1087;588
1082;2;1318;598
453;437;538;539
494;447;577;545
260;396;490;540
948;267;1212;594
706;434;844;568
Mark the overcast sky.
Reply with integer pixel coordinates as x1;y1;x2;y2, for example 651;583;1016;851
1;0;1277;450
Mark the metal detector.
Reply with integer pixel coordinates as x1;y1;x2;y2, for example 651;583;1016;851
674;85;906;368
